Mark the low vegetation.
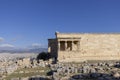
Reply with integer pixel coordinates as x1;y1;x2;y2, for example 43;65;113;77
4;66;50;80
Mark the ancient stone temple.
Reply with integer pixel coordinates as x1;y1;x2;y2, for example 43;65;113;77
48;32;120;62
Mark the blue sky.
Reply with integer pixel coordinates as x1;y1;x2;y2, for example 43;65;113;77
0;0;120;48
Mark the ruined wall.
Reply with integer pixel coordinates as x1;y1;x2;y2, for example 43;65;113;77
57;33;120;62
48;39;57;57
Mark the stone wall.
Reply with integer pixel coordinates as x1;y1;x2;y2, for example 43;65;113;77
57;33;120;62
48;39;57;57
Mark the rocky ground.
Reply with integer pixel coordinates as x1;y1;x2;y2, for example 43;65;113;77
49;61;120;80
0;53;38;80
1;53;120;80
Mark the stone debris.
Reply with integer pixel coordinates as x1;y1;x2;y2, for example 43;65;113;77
113;72;120;78
49;61;120;80
1;53;120;80
0;53;49;80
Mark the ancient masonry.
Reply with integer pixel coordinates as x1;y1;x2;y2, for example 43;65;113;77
48;32;120;62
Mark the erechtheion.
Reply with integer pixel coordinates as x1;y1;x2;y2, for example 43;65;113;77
48;32;120;62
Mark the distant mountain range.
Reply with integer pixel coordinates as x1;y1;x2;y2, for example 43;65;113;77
0;47;47;53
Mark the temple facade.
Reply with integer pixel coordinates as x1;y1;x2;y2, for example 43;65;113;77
48;32;120;62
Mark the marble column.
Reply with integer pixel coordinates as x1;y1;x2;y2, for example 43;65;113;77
72;41;74;51
78;41;80;51
65;41;67;51
58;41;60;51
